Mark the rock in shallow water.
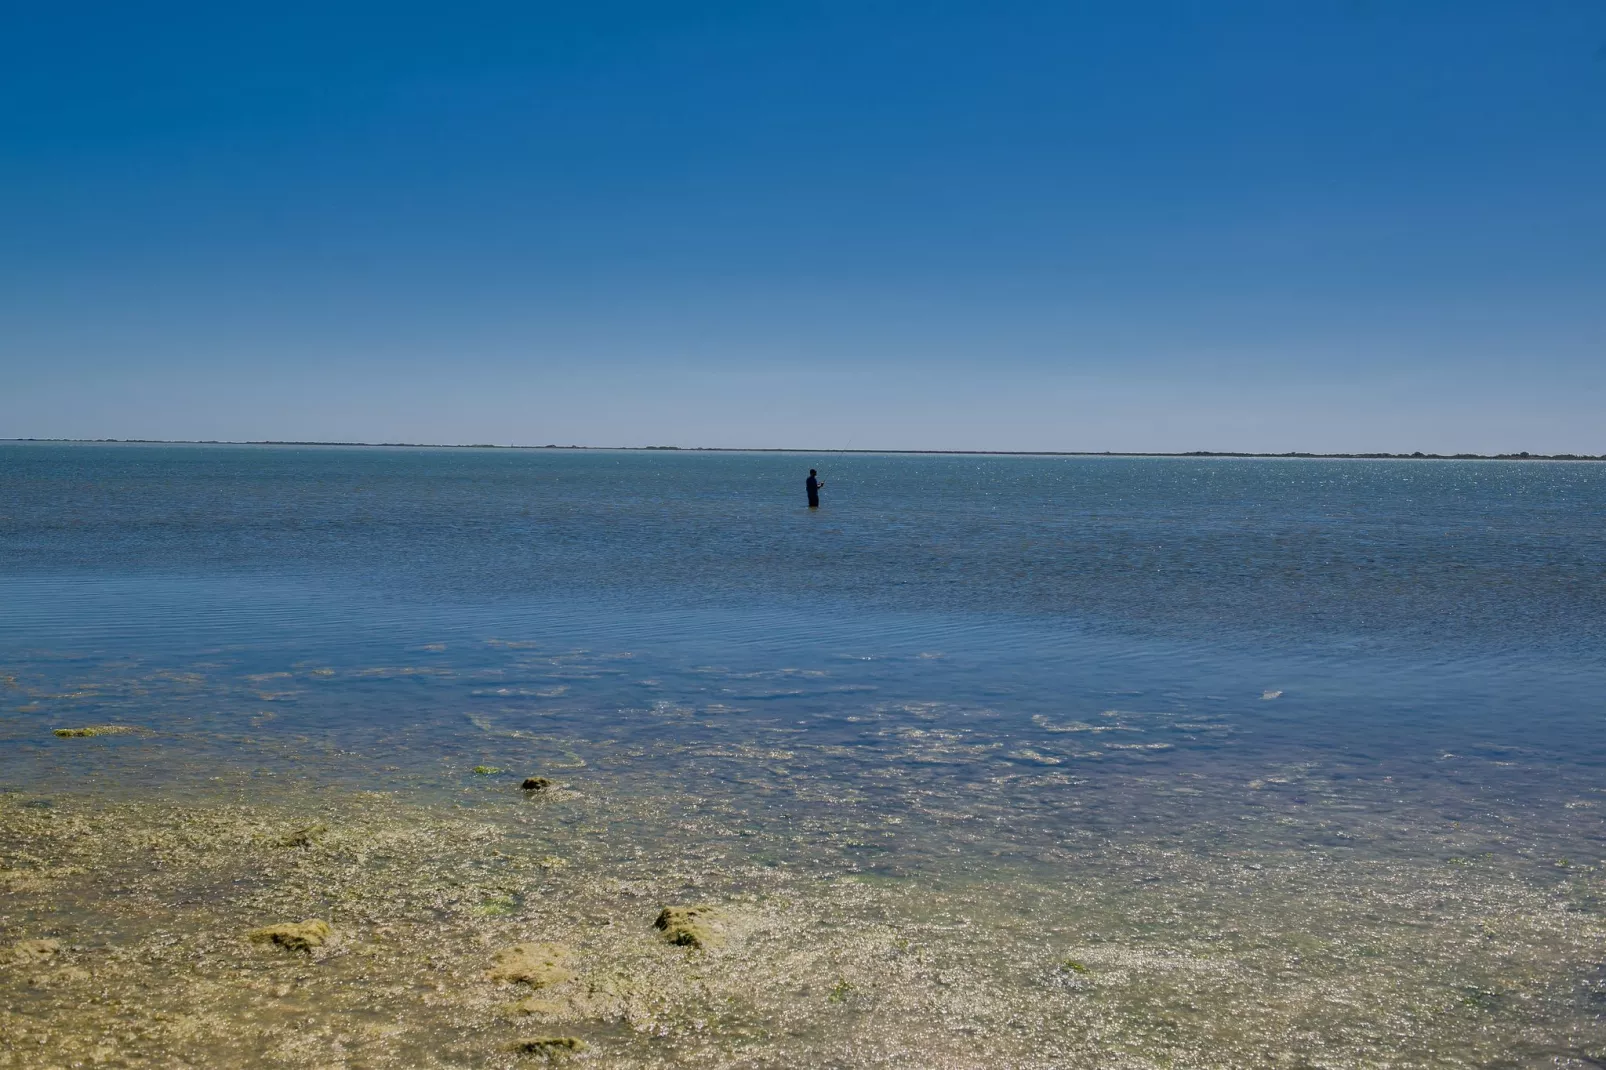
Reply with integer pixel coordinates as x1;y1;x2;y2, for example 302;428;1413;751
510;1035;586;1056
276;821;327;848
488;942;574;987
521;777;552;791
247;919;332;952
654;905;724;949
51;725;133;738
7;938;61;964
511;995;575;1018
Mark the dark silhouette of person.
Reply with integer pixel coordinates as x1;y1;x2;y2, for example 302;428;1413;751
806;469;823;508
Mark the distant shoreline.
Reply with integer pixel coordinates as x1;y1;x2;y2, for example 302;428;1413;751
3;438;1602;461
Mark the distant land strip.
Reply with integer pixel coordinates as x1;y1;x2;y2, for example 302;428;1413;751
4;439;1603;461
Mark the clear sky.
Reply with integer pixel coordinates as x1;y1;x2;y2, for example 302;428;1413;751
2;2;1602;453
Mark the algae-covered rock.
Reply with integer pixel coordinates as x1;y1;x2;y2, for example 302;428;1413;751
488;942;574;987
248;919;332;952
0;868;48;893
475;893;519;917
7;938;61;964
654;905;724;948
511;995;574;1018
30;965;91;986
510;1035;586;1056
277;822;327;848
473;765;503;775
521;777;552;792
52;725;132;738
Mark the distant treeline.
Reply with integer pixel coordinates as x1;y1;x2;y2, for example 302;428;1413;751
6;440;1603;461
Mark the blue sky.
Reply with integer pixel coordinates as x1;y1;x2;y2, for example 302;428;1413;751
2;1;1602;452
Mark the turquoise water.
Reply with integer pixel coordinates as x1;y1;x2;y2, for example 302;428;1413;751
5;443;1606;1067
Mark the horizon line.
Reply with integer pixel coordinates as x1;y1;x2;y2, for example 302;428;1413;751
3;438;1603;461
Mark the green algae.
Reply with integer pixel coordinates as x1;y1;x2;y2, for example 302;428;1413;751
51;725;134;738
475;893;520;917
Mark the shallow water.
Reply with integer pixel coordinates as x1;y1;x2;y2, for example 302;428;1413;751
3;443;1605;1067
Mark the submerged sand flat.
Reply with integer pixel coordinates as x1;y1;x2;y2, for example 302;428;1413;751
4;769;1606;1069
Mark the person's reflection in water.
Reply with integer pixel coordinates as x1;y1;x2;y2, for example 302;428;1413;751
806;469;823;508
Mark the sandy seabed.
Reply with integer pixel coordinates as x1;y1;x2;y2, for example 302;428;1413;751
5;753;1606;1070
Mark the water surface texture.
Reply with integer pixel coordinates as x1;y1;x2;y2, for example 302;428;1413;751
3;444;1605;1069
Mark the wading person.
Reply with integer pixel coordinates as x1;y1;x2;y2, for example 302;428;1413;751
806;469;823;508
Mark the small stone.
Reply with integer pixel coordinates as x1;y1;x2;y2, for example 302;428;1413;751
510;1035;585;1056
488;943;574;987
521;777;552;791
248;920;331;952
653;905;724;949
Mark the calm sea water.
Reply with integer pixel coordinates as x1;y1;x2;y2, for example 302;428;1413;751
2;441;1605;832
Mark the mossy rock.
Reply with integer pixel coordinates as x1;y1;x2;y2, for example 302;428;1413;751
248;920;331;952
510;1035;585;1056
277;822;327;848
654;905;724;949
510;995;574;1018
521;777;552;791
473;765;503;775
52;725;132;738
475;894;519;917
488;942;574;987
